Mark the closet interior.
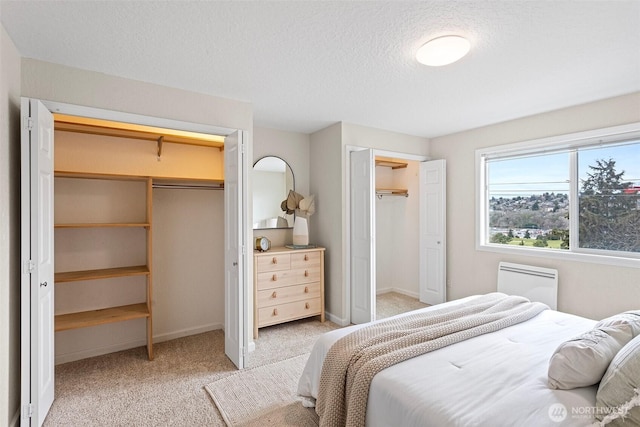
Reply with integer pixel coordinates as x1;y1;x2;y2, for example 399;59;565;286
374;156;422;317
52;115;225;364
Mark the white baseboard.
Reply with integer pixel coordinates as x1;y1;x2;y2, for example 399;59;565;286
248;340;256;353
55;323;223;364
153;322;222;343
325;310;350;327
376;287;419;299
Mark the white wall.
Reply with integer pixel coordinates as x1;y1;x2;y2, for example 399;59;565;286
0;23;21;427
252;126;310;247
430;92;640;320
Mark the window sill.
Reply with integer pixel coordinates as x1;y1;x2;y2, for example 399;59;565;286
476;243;640;269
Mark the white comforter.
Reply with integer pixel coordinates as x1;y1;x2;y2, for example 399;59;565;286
298;295;598;427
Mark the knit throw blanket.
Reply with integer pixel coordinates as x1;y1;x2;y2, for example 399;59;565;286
316;293;548;427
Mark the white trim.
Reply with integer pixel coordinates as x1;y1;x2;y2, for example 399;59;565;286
476;122;640;160
344;145;430;324
55;323;224;365
41;99;236;137
476;121;640;268
324;310;350;327
376;287;420;299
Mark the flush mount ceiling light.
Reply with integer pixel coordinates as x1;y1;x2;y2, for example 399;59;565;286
416;35;471;66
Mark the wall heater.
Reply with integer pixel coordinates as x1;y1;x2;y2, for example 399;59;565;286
497;262;558;310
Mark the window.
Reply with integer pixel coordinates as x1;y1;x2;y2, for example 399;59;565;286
477;123;640;266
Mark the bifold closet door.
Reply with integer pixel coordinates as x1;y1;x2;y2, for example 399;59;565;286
20;97;55;427
350;148;376;324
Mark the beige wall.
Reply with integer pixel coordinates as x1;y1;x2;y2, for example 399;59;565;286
0;23;22;427
430;92;640;320
21;59;252;132
309;123;343;322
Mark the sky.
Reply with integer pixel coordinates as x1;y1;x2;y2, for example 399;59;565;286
488;142;640;198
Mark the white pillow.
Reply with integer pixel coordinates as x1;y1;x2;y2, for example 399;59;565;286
595;334;640;425
595;310;640;338
548;326;633;390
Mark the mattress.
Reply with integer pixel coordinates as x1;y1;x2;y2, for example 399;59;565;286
298;294;598;426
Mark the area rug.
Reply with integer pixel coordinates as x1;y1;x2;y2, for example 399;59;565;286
205;353;318;426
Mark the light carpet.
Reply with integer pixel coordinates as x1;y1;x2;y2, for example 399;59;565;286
205;353;318;427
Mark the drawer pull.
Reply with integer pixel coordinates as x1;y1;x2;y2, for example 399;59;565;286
305;302;310;309
304;254;309;261
272;274;277;281
273;308;278;316
272;291;277;298
272;257;278;264
304;270;309;277
304;286;309;293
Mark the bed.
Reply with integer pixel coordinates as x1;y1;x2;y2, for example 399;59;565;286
297;293;600;427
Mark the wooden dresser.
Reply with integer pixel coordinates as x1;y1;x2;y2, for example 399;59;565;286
253;246;325;337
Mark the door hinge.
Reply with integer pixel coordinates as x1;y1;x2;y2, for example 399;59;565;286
24;117;34;131
22;403;33;419
242;245;246;255
242;347;248;357
241;141;245;154
23;259;35;274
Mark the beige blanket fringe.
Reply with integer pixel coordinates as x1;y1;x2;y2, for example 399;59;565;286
316;293;548;427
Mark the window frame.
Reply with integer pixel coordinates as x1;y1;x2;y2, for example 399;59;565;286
476;122;640;269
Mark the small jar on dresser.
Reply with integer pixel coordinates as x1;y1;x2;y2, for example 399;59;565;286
253;246;325;338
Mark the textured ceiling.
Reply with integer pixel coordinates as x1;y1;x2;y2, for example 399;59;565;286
1;1;639;138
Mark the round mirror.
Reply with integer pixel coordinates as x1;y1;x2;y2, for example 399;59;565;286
252;156;294;229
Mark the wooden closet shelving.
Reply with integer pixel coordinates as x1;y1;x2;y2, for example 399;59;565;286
54;171;154;360
55;265;150;283
53;114;224;362
55;303;150;332
375;157;409;197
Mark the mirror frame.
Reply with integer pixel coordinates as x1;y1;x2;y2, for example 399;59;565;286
252;155;295;230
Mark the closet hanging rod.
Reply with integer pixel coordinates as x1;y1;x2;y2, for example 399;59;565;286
376;192;409;199
152;183;224;190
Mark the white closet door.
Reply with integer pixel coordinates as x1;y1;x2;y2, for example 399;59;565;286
419;159;446;305
350;148;376;323
20;98;55;426
224;130;246;369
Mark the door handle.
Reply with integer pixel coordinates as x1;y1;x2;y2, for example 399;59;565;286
232;262;238;266
40;281;48;287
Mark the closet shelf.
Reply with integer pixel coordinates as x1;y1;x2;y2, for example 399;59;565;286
375;158;408;169
54;114;224;150
55;223;150;229
55;265;150;283
55;303;150;332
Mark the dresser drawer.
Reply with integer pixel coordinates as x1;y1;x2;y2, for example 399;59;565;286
257;282;321;307
291;251;321;269
256;266;321;290
256;253;291;272
258;298;322;327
